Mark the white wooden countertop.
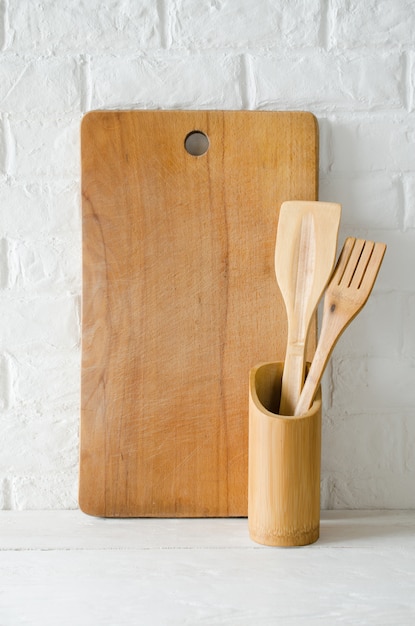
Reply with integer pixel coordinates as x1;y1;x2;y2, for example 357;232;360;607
1;510;414;625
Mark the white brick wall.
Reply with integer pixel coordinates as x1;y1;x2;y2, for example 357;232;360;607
0;0;414;509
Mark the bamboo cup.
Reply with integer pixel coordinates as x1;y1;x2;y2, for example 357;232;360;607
248;362;321;547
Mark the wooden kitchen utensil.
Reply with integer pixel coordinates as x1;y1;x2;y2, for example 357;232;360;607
294;237;387;416
80;110;319;517
275;201;341;416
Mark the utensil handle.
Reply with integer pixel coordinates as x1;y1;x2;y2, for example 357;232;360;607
294;303;346;416
279;349;306;415
294;344;326;416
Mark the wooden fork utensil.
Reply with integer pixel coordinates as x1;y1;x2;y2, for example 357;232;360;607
294;237;386;416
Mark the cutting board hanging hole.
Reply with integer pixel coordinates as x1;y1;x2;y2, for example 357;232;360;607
184;130;209;156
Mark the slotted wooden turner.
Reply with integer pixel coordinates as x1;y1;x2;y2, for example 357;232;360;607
294;237;386;416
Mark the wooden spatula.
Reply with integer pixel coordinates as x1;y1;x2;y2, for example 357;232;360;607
294;237;386;416
275;201;341;416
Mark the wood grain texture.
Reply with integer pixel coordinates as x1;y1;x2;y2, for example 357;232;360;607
248;362;321;546
79;110;318;517
275;201;341;416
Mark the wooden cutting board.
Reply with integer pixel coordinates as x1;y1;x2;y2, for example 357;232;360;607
79;110;318;517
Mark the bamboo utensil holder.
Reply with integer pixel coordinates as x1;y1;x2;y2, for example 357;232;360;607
248;362;321;547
